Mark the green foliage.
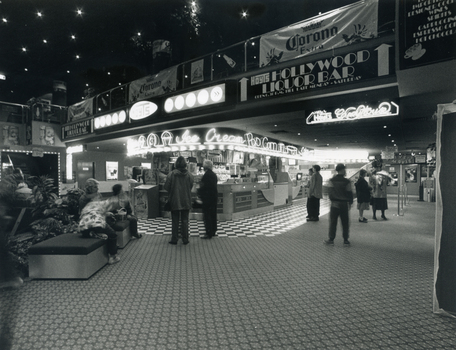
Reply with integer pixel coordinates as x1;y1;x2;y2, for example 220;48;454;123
3;175;85;277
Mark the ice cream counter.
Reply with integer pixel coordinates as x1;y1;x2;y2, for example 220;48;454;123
158;177;306;221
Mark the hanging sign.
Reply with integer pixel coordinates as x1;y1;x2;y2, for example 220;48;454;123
259;0;378;67
306;101;399;124
67;98;94;122
128;67;178;103
240;42;394;102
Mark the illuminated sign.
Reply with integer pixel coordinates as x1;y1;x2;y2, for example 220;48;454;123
127;128;308;159
127;128;368;162
306;101;399;125
94;110;127;129
164;84;226;113
62;119;93;139
66;145;84;154
129;101;158;121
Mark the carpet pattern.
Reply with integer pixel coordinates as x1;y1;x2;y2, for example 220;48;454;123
1;198;456;349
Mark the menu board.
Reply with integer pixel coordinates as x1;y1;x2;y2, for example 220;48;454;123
399;0;456;69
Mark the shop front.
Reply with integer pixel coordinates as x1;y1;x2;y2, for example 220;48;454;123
126;127;312;221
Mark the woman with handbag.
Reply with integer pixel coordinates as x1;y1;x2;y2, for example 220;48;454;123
106;184;143;239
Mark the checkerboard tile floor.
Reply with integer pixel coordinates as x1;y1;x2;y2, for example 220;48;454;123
138;199;331;237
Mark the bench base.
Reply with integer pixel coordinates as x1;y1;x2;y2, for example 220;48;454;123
29;239;109;280
114;220;131;249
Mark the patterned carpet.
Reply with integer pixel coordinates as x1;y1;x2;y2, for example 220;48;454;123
1;197;456;349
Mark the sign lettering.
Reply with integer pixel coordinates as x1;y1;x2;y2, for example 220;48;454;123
306;101;399;124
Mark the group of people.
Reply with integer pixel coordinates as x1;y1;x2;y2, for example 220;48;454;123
78;156;219;253
164;157;218;245
306;162;392;247
78;158;392;250
78;179;143;265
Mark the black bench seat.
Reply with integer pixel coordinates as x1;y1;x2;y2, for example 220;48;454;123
28;234;108;279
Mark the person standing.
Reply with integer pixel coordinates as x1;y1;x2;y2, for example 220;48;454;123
307;164;323;222
325;163;353;246
369;166;390;220
355;169;371;223
198;160;218;239
164;156;194;245
305;168;314;219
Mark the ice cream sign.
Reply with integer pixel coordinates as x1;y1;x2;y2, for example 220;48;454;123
127;128;308;159
306;101;399;124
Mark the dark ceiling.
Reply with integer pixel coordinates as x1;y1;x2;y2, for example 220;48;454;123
3;0;454;157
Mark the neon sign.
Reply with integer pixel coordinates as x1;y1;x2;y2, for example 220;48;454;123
306;101;399;124
127;128;306;158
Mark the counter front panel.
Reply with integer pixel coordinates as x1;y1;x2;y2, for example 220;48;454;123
234;191;253;213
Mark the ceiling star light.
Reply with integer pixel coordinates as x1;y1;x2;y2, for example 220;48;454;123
76;9;83;16
22;47;27;52
71;35;76;40
43;39;47;43
2;18;7;23
37;11;43;17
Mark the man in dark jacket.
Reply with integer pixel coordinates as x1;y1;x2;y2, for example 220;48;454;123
164;156;194;245
307;164;323;221
198;160;218;239
325;163;353;246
